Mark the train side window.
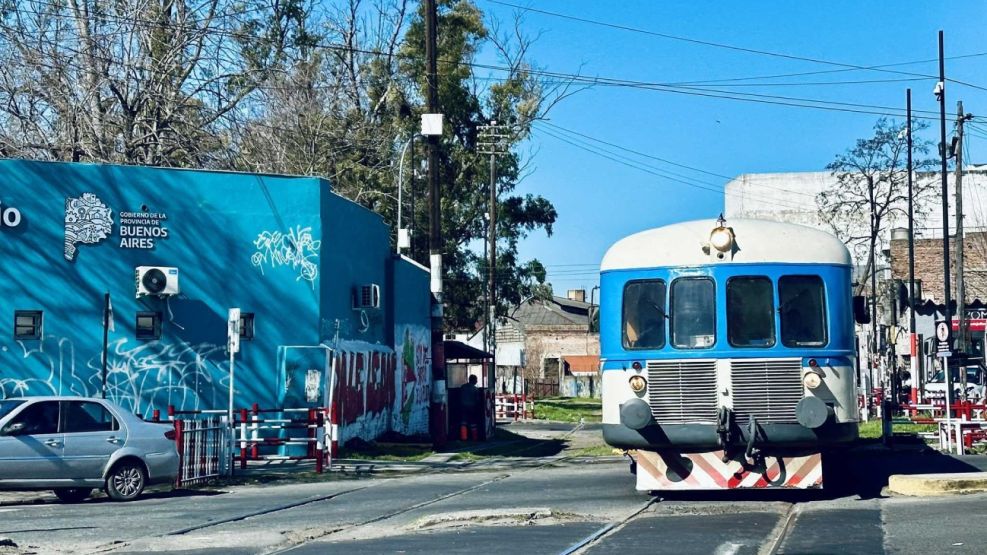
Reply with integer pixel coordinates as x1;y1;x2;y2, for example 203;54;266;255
670;277;715;349
779;275;828;347
622;280;666;350
727;277;775;347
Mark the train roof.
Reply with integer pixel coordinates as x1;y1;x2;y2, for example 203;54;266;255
601;218;852;271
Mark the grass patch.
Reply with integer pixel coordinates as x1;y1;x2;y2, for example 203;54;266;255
570;444;622;458
532;397;602;423
858;420;937;439
338;441;435;462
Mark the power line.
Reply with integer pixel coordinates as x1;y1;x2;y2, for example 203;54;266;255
486;0;987;93
534;126;815;212
670;51;987;86
486;1;932;78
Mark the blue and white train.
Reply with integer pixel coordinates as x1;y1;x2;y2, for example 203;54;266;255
600;217;860;490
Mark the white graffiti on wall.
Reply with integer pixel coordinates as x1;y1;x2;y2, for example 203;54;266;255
64;193;113;261
0;335;226;417
251;226;321;288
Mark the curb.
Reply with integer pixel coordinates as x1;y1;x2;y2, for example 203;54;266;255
888;472;987;496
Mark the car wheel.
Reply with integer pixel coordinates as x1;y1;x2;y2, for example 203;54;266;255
53;488;92;503
105;460;146;501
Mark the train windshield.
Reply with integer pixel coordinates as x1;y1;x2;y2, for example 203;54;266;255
779;275;828;347
727;277;775;347
622;280;667;349
671;277;715;348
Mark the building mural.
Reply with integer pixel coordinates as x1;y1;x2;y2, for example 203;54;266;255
0;160;431;446
395;325;431;435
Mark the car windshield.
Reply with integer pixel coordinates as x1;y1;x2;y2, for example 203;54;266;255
0;400;24;420
930;368;982;383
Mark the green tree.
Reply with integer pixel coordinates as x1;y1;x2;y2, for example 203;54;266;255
398;0;569;330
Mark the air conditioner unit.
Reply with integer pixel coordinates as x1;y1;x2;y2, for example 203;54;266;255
352;284;380;309
135;266;180;298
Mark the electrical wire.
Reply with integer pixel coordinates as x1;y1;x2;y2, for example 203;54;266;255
486;0;928;78
533;126;816;212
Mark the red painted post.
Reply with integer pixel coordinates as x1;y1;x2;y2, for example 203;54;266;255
152;409;160;423
167;405;175;420
174;419;184;487
251;403;260;460
240;408;249;470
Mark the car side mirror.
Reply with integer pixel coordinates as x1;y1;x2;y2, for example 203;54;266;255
853;296;870;324
2;422;25;436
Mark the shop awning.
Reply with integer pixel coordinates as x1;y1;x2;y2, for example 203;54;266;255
444;340;492;360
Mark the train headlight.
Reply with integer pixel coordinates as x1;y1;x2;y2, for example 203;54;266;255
629;375;647;393
803;372;823;389
709;226;734;252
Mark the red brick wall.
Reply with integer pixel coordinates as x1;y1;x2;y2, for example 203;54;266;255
890;232;987;302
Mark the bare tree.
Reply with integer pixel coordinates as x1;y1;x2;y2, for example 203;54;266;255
817;118;937;294
0;0;309;166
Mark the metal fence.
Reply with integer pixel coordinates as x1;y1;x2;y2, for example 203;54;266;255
173;416;230;487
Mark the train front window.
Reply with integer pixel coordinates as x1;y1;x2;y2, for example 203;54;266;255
727;277;775;347
779;275;828;347
670;277;715;349
622;280;667;349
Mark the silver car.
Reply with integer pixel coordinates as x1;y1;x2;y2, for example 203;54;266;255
0;396;179;502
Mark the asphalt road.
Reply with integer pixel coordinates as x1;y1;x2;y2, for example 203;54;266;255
1;425;986;554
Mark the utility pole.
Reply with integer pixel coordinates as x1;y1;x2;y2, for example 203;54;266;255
478;121;511;390
423;0;447;448
935;30;955;421
906;89;920;407
954;100;974;398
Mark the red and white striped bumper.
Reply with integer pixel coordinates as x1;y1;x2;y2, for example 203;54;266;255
633;450;823;490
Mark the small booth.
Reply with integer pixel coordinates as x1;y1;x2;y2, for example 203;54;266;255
445;340;494;440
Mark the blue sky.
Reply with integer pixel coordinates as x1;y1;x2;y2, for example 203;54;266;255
475;1;987;297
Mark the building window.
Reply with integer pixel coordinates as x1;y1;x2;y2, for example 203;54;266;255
14;310;42;340
136;312;162;340
240;313;255;340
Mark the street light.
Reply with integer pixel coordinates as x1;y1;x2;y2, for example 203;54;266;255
396;134;419;254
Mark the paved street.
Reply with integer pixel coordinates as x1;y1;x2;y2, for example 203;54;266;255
2;423;987;554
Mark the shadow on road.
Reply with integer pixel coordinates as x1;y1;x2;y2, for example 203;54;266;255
827;436;987;499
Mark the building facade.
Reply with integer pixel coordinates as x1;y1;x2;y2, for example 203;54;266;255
0;160;432;442
489;293;600;398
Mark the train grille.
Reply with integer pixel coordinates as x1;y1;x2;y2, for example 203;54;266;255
646;359;718;424
731;358;803;423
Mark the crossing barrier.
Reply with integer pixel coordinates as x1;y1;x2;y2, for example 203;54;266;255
154;401;341;485
495;394;532;421
235;405;328;473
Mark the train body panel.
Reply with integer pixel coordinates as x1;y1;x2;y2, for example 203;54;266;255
599;218;860;490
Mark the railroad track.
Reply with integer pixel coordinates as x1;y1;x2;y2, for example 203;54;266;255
93;421;588;554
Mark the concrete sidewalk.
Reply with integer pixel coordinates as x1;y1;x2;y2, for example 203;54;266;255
888;472;987;496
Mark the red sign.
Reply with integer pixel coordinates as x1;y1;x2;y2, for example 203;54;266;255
951;318;987;332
